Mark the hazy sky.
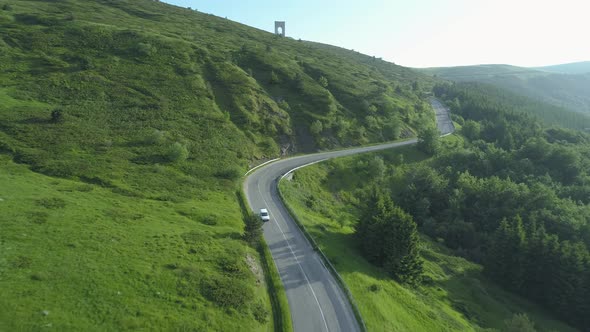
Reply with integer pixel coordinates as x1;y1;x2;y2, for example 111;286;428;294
162;0;590;68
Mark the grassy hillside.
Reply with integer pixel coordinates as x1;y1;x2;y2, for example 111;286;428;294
279;143;577;332
0;0;434;329
421;64;590;118
0;155;274;331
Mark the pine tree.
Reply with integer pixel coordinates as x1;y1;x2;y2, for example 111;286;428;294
382;205;423;284
243;214;262;247
522;224;552;303
551;241;588;324
355;190;423;284
355;189;391;265
485;216;526;291
580;264;590;329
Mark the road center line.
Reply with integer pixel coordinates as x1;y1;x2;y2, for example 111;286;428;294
257;177;330;332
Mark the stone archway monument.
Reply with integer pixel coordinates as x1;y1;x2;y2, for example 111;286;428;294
274;21;285;37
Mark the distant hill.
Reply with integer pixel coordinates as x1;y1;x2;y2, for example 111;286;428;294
534;61;590;74
420;64;590;117
420;64;543;79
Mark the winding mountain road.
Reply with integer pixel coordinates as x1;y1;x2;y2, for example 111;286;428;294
243;99;453;332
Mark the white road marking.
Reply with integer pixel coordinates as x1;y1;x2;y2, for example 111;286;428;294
280;158;328;180
244;158;281;176
257;178;330;332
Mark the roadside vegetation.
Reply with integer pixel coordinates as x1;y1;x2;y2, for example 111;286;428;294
0;0;437;329
281;88;590;330
280;144;578;331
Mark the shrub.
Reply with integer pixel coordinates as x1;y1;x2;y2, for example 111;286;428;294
305;195;317;210
135;42;156;57
278;100;290;110
218;254;249;278
269;70;279;84
200;214;218;226
145;129;165;145
30;211;49;224
318;76;328;88
31;272;47;281
2;4;12;11
294;73;305;91
201;276;254;309
214;166;242;181
258;137;279;156
368;284;381;292
251;301;269;323
50;109;63;123
417;126;440;155
36;197;66;209
310;120;323;136
367;156;386;179
176;265;202;298
243;214;262;246
421;275;435;285
11;256;31;269
166;142;188;163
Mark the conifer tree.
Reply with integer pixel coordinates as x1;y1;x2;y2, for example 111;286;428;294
243;214;262;247
383;205;423;284
486;216;526;291
356;189;423;284
355;188;391;265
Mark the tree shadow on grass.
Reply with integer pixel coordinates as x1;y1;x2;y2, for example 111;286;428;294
434;268;503;329
131;154;168;165
320;227;497;329
307;225;389;282
17;117;52;125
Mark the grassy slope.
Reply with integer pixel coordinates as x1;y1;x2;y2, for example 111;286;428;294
421;64;590;118
279;140;576;332
0;0;436;329
0;155;272;331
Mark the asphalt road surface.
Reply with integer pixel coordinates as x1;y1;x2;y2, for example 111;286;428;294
432;97;455;136
243;99;453;332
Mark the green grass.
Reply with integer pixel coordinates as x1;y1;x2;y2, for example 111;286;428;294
279;145;577;332
0;155;274;331
258;239;293;332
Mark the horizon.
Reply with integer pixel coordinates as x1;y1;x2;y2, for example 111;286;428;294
162;0;590;68
420;61;590;70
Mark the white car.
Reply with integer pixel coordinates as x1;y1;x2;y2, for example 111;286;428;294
260;208;270;222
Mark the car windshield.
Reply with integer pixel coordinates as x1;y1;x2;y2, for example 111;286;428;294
261;211;268;216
